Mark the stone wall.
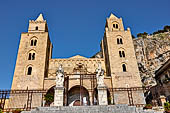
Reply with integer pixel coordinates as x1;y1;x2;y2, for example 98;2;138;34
44;56;106;90
47;57;105;78
5;93;43;109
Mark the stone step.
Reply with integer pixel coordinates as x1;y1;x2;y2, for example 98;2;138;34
21;105;163;113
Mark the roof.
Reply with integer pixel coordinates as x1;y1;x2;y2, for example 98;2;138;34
69;55;87;59
155;58;170;78
109;13;118;19
35;14;44;21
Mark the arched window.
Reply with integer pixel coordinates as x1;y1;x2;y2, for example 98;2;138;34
113;24;116;28
122;51;125;57
35;26;38;30
31;40;33;46
120;38;123;44
28;52;36;60
32;53;35;60
34;40;37;46
122;64;127;72
117;38;120;44
117;38;123;44
113;24;118;29
119;50;125;58
116;24;118;29
30;39;37;46
119;51;122;57
31;40;34;46
27;67;32;75
28;53;32;60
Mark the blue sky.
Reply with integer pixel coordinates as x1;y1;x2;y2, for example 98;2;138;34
0;0;170;89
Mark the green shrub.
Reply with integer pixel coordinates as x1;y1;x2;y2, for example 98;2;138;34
12;109;22;113
0;109;3;113
164;102;170;112
152;25;170;35
143;104;152;109
164;25;170;32
44;93;54;104
137;32;148;37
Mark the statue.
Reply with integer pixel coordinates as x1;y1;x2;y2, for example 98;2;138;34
96;62;104;86
56;64;64;87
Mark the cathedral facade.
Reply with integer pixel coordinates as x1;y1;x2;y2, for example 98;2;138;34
11;13;145;106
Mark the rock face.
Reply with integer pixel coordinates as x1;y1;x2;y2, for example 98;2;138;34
133;32;170;86
22;105;163;113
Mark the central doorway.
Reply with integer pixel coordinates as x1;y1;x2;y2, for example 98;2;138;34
68;85;90;106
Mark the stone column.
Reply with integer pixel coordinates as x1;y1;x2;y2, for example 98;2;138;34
54;86;64;106
97;86;108;105
89;92;93;105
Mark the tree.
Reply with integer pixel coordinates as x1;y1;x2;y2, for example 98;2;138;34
164;25;170;32
153;25;170;35
137;32;148;37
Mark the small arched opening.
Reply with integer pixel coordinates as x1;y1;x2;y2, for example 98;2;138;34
122;64;127;72
35;26;38;30
27;66;32;75
120;38;123;44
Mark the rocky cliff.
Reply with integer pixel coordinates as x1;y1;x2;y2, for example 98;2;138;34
133;32;170;86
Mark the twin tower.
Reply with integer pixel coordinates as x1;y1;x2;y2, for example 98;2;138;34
11;13;145;105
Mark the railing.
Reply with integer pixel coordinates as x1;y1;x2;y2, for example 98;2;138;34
0;87;151;112
0;89;47;112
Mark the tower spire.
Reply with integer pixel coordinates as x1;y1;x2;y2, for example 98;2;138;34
36;14;44;21
109;13;118;19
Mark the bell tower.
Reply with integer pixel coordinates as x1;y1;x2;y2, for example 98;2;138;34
11;14;53;90
101;13;145;104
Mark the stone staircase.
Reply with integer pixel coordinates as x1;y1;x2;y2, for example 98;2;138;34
22;105;163;113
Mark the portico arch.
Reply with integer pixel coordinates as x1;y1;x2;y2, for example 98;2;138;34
68;85;90;106
44;85;55;106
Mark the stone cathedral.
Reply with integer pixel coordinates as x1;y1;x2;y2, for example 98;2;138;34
10;13;145;107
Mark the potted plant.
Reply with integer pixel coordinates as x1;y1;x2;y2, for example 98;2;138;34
12;109;22;113
164;102;170;113
143;104;152;109
0;109;3;113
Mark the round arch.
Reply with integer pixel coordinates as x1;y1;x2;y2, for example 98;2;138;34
112;21;119;29
44;85;55;106
25;64;33;75
121;62;128;72
30;36;38;40
116;35;123;38
30;36;38;46
68;83;89;91
68;85;90;106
